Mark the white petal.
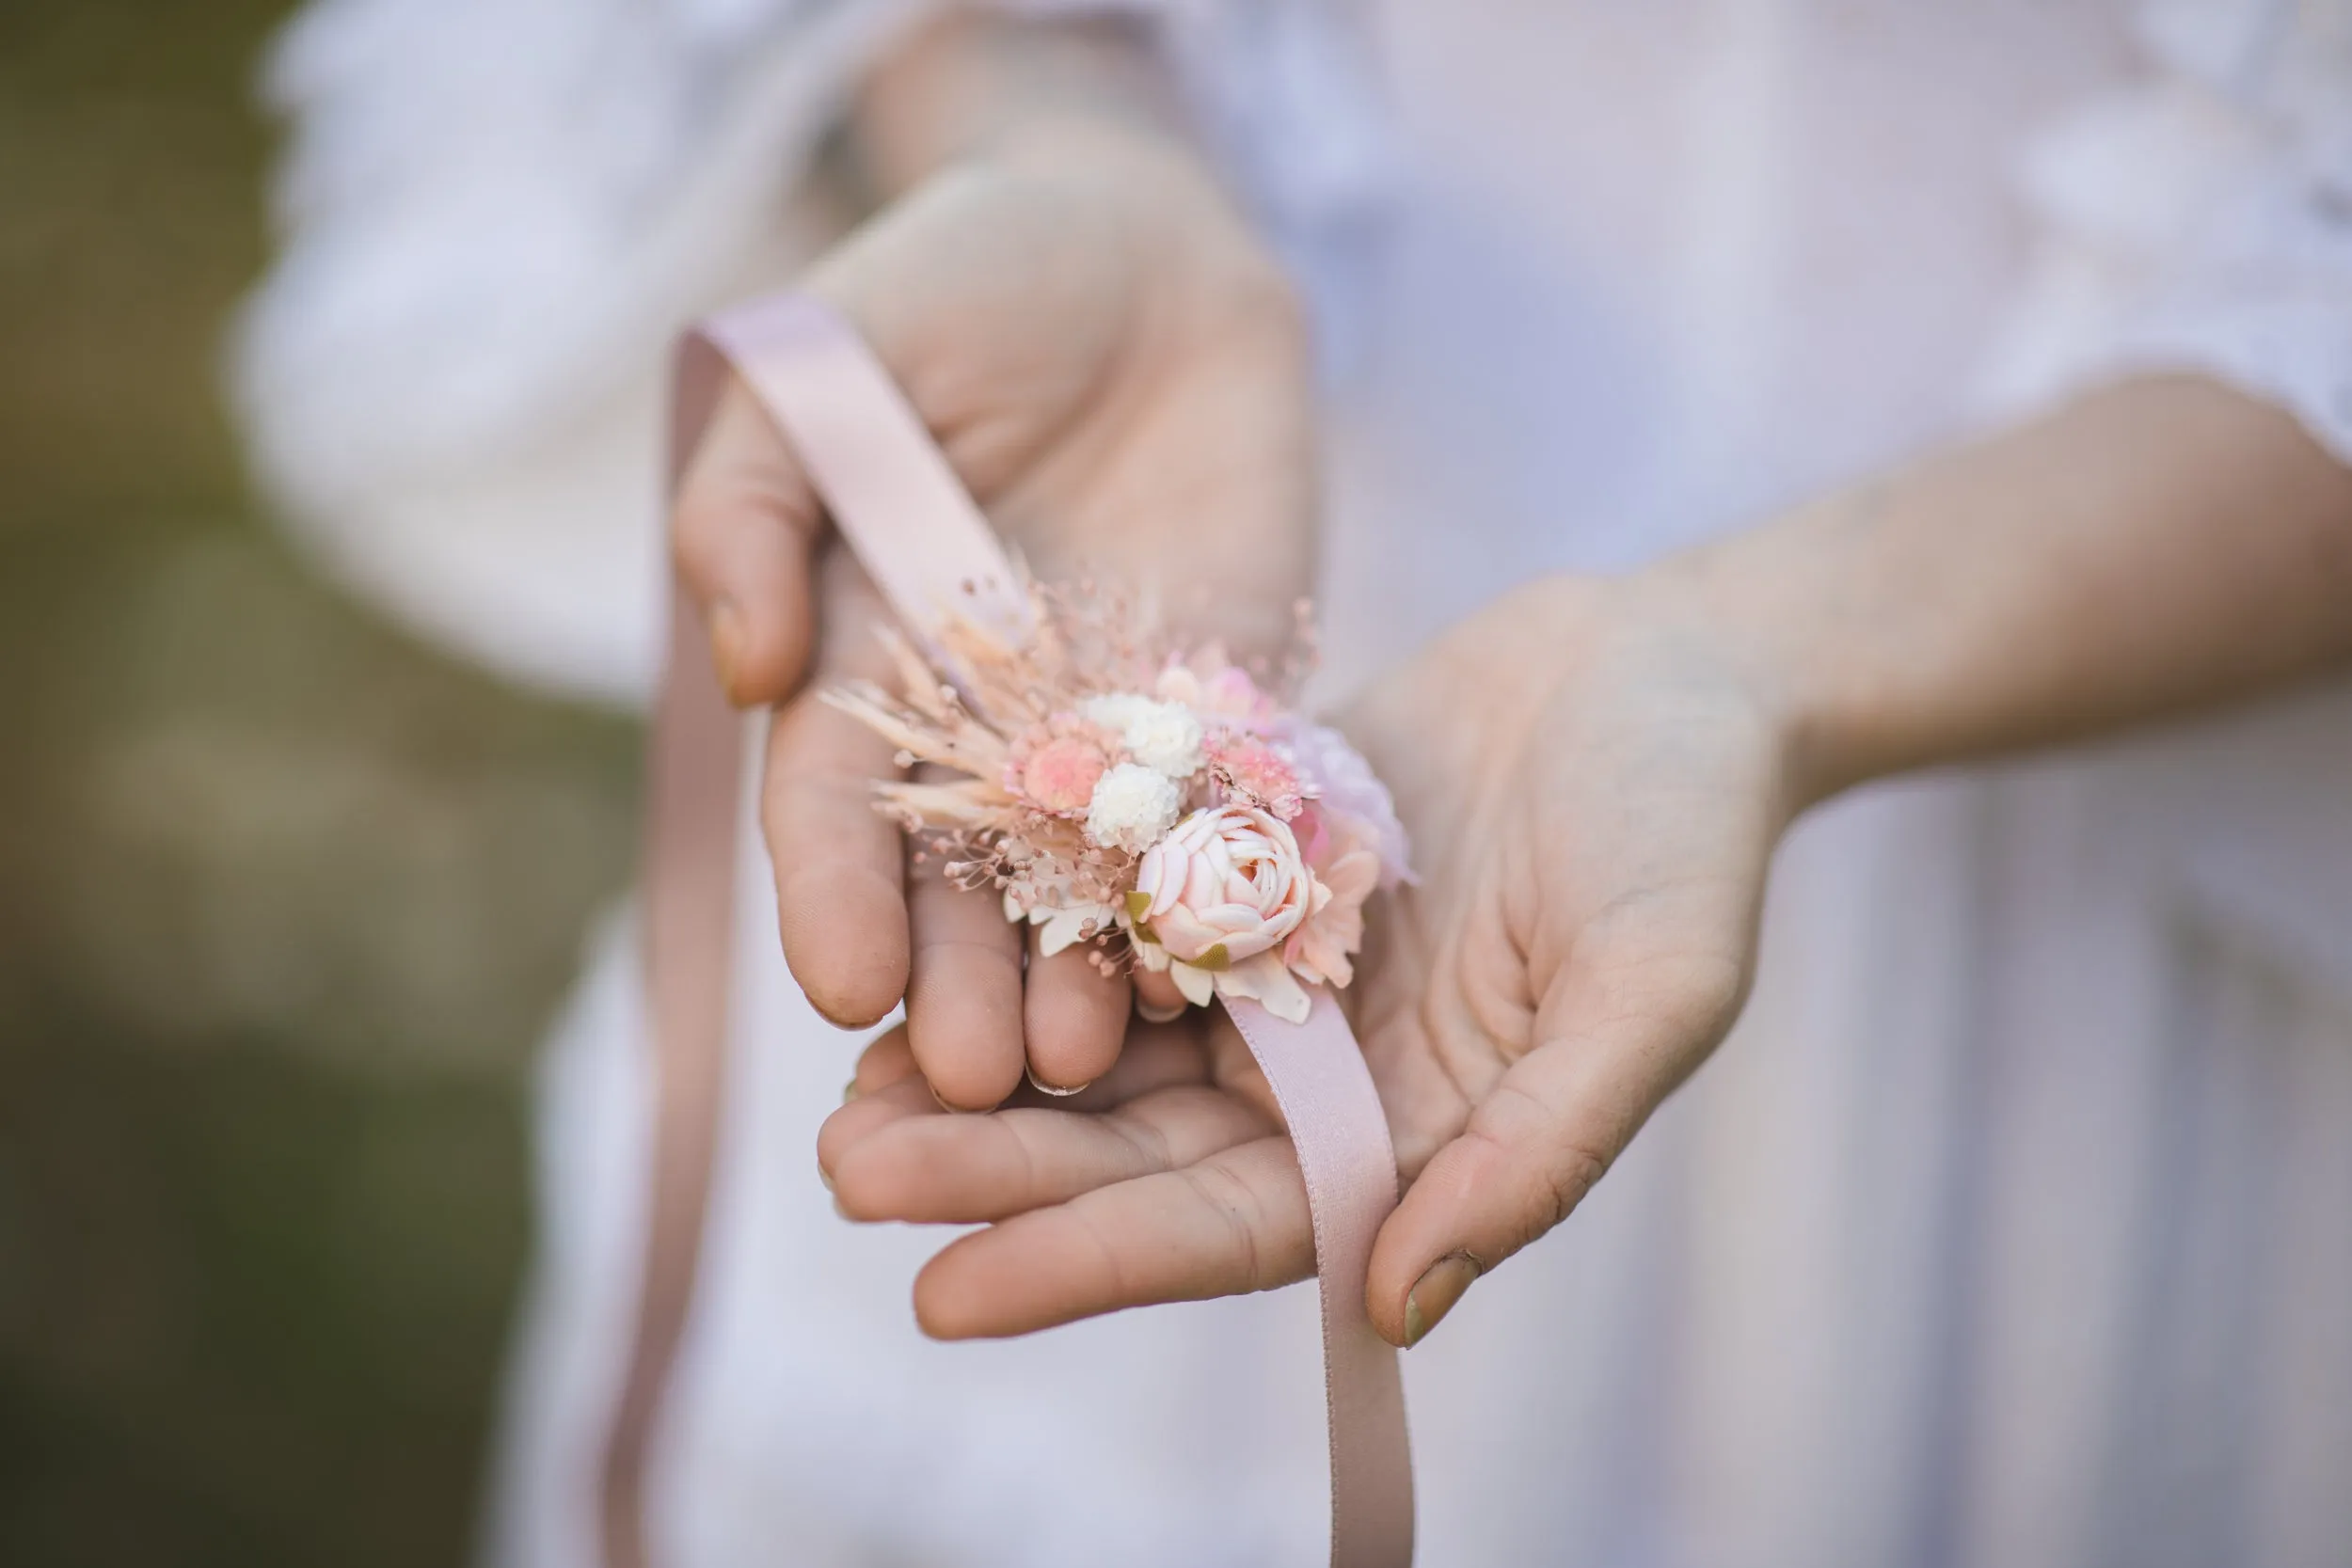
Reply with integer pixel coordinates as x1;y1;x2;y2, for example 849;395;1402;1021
1170;961;1216;1007
1217;953;1312;1024
1038;906;1101;957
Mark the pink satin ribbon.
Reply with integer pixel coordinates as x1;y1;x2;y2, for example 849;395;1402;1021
604;293;1415;1567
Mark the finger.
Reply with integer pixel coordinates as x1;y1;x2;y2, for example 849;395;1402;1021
1050;1015;1217;1108
912;1134;1315;1339
833;1083;1276;1225
825;1019;1214;1185
670;374;824;705
762;551;910;1027
1366;966;1735;1347
818;1071;941;1184
819;1022;1219;1204
1131;962;1187;1023
848;1023;921;1099
905;856;1026;1112
1022;926;1132;1093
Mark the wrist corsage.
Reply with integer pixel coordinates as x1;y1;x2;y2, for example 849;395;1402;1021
825;584;1411;1024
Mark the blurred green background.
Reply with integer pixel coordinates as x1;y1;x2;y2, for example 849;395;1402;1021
0;4;640;1562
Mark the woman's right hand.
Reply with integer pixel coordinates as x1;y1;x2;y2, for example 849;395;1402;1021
672;102;1319;1109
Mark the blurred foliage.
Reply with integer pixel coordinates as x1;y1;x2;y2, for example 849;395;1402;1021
0;2;641;1563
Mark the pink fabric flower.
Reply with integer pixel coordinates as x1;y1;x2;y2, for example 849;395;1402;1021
1133;805;1321;967
1284;834;1381;989
1156;650;1277;730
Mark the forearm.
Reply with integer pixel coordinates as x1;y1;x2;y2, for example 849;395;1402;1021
845;9;1187;201
1664;375;2352;807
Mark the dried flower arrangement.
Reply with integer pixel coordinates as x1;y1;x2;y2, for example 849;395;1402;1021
824;580;1411;1024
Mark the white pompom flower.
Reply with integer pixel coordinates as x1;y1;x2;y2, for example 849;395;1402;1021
1078;691;1153;733
1081;691;1205;779
1085;762;1184;852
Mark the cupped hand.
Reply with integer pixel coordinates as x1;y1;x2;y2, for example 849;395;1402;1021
672;125;1314;1108
816;574;1799;1345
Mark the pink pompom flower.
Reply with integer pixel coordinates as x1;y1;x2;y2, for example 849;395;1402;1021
1005;717;1113;817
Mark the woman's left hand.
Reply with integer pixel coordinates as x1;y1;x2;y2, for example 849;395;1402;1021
816;572;1790;1346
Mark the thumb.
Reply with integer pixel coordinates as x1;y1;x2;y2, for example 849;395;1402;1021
667;249;1091;707
669;371;826;706
1364;956;1744;1348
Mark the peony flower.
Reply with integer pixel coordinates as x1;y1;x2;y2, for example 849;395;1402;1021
1128;805;1328;1022
1080;691;1205;778
1085;762;1184;852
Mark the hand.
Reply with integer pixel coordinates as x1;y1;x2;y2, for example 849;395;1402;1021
815;574;1795;1345
672;123;1315;1108
811;376;2352;1345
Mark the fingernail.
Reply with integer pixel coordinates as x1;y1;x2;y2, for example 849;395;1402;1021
707;599;745;695
1403;1252;1481;1348
1025;1066;1089;1098
930;1084;984;1115
843;1077;861;1104
817;1162;835;1194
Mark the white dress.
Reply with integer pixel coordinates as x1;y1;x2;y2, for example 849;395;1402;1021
235;2;2352;1564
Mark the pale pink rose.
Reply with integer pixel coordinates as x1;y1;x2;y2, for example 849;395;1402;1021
1132;805;1324;967
1156;650;1277;730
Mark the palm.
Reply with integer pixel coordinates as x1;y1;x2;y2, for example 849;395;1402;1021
818;577;1791;1343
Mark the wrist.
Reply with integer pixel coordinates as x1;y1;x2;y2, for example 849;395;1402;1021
1611;523;1863;822
850;11;1188;200
1630;477;1955;816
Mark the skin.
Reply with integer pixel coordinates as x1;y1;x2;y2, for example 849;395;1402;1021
686;13;2352;1351
818;374;2352;1348
669;16;1315;1107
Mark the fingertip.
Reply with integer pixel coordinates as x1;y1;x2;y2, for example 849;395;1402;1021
851;1024;920;1094
1131;966;1186;1022
1023;947;1130;1093
671;379;824;705
908;987;1025;1112
778;862;910;1027
906;924;1026;1113
815;1076;931;1194
911;1237;1003;1340
707;583;814;708
1366;1134;1494;1345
